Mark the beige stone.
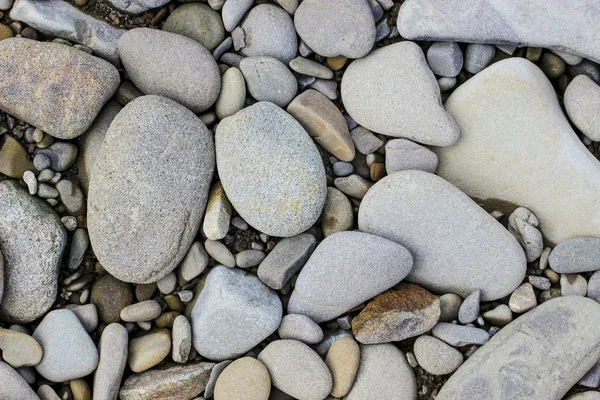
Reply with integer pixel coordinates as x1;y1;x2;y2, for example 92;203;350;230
325;336;360;398
321;187;354;237
70;378;92;400
214;357;271;400
0;327;43;367
128;329;171;373
203;182;233;241
0;134;33;179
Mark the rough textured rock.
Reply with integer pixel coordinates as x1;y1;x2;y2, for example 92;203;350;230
118;28;221;113
288;231;413;323
0;361;39;400
341;41;460;146
0;181;66;323
106;0;169;15
88;96;214;284
215;101;326;237
359;170;526;300
0;38;119;139
436;58;600;245
437;296;600;400
564;75;600;142
549;237;600;273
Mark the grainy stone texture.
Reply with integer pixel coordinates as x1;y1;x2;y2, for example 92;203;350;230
431;322;489;347
88;95;215;284
221;0;253;32
277;314;323;345
426;41;463;77
437;296;600;400
398;0;600;63
106;0;169;15
94;323;128;400
564;75;600;141
288;231;413;323
325;336;360;398
215;101;326;237
359;170;526;300
90;274;133;324
438;293;462;322
239;56;298;107
0;38;119;139
0;181;66;323
341;41;460;146
321;187;354;237
385;139;438;174
128;329;171;373
118;28;221;113
215;67;246;121
203;182;233;240
0;361;39;400
0;327;43;368
436;58;600;245
549;237;600;273
214;357;271;400
163;3;224;50
413;335;463;375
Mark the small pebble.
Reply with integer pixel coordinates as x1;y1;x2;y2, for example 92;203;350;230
120;300;162;322
464;44;495;74
178;241;209;282
61;216;78;231
277;314;324;345
458;290;480;324
33;153;51;170
561;273;588;296
289;57;334;79
157;271;177;294
481;304;513;327
204;239;236;268
172;315;192;363
334;174;373;199
413;335;463;375
509;283;537;313
426;41;463;77
529;275;551;290
22;170;37;195
235;249;265;269
438;293;462;322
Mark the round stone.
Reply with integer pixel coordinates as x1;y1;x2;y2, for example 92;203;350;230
564;75;600;142
163;3;225;51
128;329;171;373
414;335;463;375
239;56;298;107
426;41;464;77
214;357;271;400
215;67;246;120
277;314;323;345
325;336;360;398
321;187;354;237
90;274;134;324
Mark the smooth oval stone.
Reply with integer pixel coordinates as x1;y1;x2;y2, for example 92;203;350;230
549;237;600;273
216;101;326;237
564;75;600;142
326;336;360;398
191;266;282;361
341;41;460;146
287;231;413;323
94;323;128;400
239;56;298;107
0;181;66;323
214;357;271;400
437;296;600;400
413;335;463;376
358;170;526;301
0;38;119;139
215;67;246;120
294;0;375;59
88;95;215;283
436;58;600;244
0;328;43;368
118;28;221;113
162;3;225;51
0;361;39;400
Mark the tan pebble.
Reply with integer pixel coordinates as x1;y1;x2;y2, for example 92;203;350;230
0;327;43;367
0;24;13;41
70;378;92;400
326;56;348;71
214;357;271;400
369;162;386;182
128;329;171;373
0;135;33;179
326;336;360;398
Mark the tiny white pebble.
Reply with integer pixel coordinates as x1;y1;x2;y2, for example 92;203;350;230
22;170;37;195
178;290;194;303
61;216;77;231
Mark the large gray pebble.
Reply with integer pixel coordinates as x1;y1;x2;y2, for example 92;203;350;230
294;0;375;59
288;231;413;323
106;0;168;15
118;28;221;113
36;142;78;172
163;3;225;51
216;101;326;237
0;181;66;323
413;335;463;375
239;56;298;107
426;41;463;77
0;361;38;400
221;0;253;32
191;266;282;361
277;314;323;345
549;237;600;273
94;323;128;400
359;170;526;300
437;296;600;399
88;95;214;283
385;139;438;174
564;75;600;142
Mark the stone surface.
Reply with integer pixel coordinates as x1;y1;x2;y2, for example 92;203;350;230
10;0;125;63
258;339;332;400
482;304;513;327
215;101;326;237
565;75;600;141
321;187;354;237
0;135;33;179
221;0;253;32
464;43;496;74
204;360;232;399
426;41;463;77
204;239;235;268
567;393;600;400
436;58;600;244
385;139;438;174
191;266;282;361
33;309;98;382
287;89;355;162
214;357;271;400
294;0;375;59
0;327;43;368
258;233;316;290
215;67;246;121
90;273;134;324
88;95;215;283
341;41;460;146
239;56;297;107
325;336;360;398
37;142;78;172
178;241;209;282
508;206;544;262
359;170;526;300
438;293;462;322
0;361;39;400
106;0;168;15
277;314;323;345
345;344;417;400
352;283;440;344
120;362;214;400
203;182;233;241
413;335;463;375
334;174;372;199
289;57;334;79
121;300;162;322
350;126;383;155
0;181;66;323
398;0;600;63
561;273;588;296
94;323;128;400
549;237;600;273
458;290;480;324
163;3;224;50
172;315;192;364
432;322;489;347
118;28;220;113
436;296;600;399
0;38;119;139
128;329;171;373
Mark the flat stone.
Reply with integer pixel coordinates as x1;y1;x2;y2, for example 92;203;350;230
414;335;463;376
325;336;360;398
438;293;462;322
0;38;119;139
88;96;215;283
359;170;526;300
221;0;253;32
345;344;417;400
436;296;600;399
235;250;265;269
94;323;128;400
121;300;162;323
90;274;133;324
0;181;66;323
0;361;38;400
398;0;600;63
178;241;209;282
509;283;537;313
204;239;235;268
172;315;192;363
289;57;334;79
118;28;220;113
385;138;438;174
288;231;413;323
10;0;125;63
106;0;168;15
321;187;354;238
0;135;33;178
239;56;298;107
215;101;326;237
458;290;480;324
203;182;233;240
120;362;214;400
565;75;600;141
549;237;600;273
33;309;98;382
349;126;383;155
352;283;440;344
277;314;323;345
0;328;43;368
432;322;489;347
334;174;372;199
191;266;282;361
128;329;171;373
436;58;600;244
482;304;513;327
561;273;588;296
258;339;332;400
426;41;463;77
215;67;246;121
341;41;460;146
294;0;375;58
214;357;271;400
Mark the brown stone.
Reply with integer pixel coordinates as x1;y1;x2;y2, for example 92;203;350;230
0;24;13;41
0;134;33;178
90;273;134;324
70;378;92;400
0;327;43;367
326;56;348;71
155;311;180;328
369;162;386;182
128;329;171;373
135;283;156;302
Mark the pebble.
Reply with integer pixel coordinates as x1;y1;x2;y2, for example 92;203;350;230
345;344;417;400
88;96;215;284
458;290;480;324
0;135;33;178
128;329;171;373
235;250;265;269
70;379;92;400
0;181;66;323
65;304;99;333
0;361;38;400
352;283;440;344
569;60;600;84
203;183;233;241
221;0;253;32
481;304;513;327
0;0;13;10
239;4;298;63
204;360;233;399
549;237;600;273
120;362;214;400
215;101;326;237
38;384;60;400
438;293;462;322
214;357;271;400
309;78;338;100
334;174;373;199
204;239;236;268
278;314;324;345
385;138;439;174
326;336;360;398
239;56;298;107
294;0;375;58
529;275;551;290
178;241;210;282
437;296;600;399
90;273;134;324
37;183;59;199
33;153;50;170
68;228;89;270
55;179;85;215
540;52;566;78
561;273;588;296
215;67;246;121
172;315;192;363
118;29;220;113
289;57;334;79
313;329;353;357
288;231;413;323
567;393;600;400
321;187;354;238
0;327;43;368
464;43;496;74
564;75;600;141
508;206;543;262
61;215;77;231
287;89;355;161
120;300;162;322
257;233;317;290
333;161;353;177
414;335;463;375
191;266;282;360
426;41;463;77
509;282;537;313
33;309;98;382
105;0;168;14
258;339;333;400
158;271;177;294
580;361;600;388
350;127;383;155
432;322;489;347
438;76;456;91
588;271;600;302
163;3;224;50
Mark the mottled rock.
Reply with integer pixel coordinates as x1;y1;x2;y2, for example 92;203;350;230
561;273;588;296
482;304;513;327
438;293;462;322
458;290;480;324
321;187;354;238
426;41;463;78
221;0;253;32
203;182;233;241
